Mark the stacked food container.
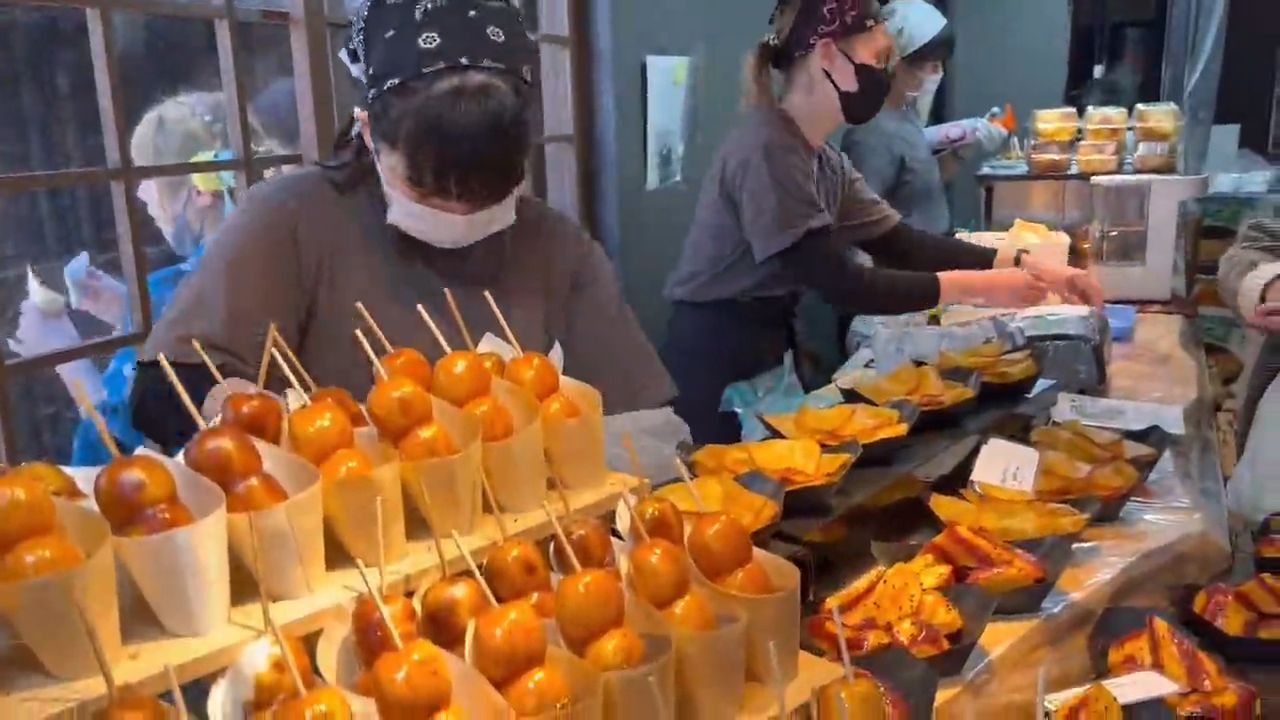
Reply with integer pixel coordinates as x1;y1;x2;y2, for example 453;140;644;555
1027;107;1079;174
1131;101;1182;172
1076;106;1127;175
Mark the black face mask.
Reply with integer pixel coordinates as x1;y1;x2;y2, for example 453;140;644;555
823;48;891;126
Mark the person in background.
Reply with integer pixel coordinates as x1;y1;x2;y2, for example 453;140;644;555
7;91;283;464
840;0;1006;235
660;0;1101;443
1218;218;1280;525
131;0;672;453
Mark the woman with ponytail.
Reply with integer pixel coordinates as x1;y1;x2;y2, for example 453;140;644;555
661;0;1101;443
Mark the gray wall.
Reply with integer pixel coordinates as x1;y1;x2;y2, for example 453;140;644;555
945;0;1071;228
590;0;775;342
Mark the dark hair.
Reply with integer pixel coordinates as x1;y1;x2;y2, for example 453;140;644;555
902;23;955;66
327;68;531;204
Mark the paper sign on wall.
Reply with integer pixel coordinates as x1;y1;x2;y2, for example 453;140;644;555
970;438;1040;494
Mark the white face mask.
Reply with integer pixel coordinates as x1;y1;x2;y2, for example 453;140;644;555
914;71;943;123
377;163;519;249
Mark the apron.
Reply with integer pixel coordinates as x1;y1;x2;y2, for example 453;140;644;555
661;296;798;444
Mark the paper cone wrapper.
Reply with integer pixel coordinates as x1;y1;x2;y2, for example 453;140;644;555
400;398;484;537
115;449;230;636
322;446;408;566
464;621;605;719
691;549;799;685
625;574;748;720
202;380;284;427
60;465;102;511
0;500;121;679
224;441;326;600
544;377;608;492
482;380;549;513
600;633;677;720
206;674;234;720
316;610;507;719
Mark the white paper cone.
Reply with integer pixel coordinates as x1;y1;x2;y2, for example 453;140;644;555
599;633;676;720
400;398;483;538
322;446;408;566
544;378;608;492
224;441;326;600
464;620;605;719
0;500;121;679
201;380;281;426
691;549;800;685
316;608;507;719
482;380;549;513
114;449;230;636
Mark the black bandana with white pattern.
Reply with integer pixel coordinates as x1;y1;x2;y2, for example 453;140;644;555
344;0;537;103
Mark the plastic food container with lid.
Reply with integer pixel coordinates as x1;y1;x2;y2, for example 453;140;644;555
1082;105;1129;148
1132;141;1177;173
1031;107;1080;143
1076;140;1120;175
1133;101;1183;142
1027;140;1073;175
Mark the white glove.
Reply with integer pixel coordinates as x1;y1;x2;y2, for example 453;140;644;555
956;119;1009;160
65;252;128;330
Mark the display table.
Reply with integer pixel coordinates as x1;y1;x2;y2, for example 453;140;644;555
0;474;642;718
933;314;1232;718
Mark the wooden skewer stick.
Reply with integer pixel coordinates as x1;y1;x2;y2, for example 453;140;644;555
264;609;307;699
621;433;650;497
830;607;854;684
418;478;450;580
270;348;310;405
190;339;226;384
247;514;273;631
543;501;582;574
616;485;650;543
482;290;523;355
376;496;387;597
272;334;317;393
355;329;390;381
158;354;209;431
549;472;573;518
354;559;405;651
477;470;510;541
355;301;394;355
74;600;116;702
442;288;475;350
450;531;499;606
674;459;706;512
165;664;189;720
416;304;453;354
71;380;120;459
256;322;277;390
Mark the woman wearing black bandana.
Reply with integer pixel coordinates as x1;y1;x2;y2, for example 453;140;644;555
129;0;673;453
662;0;1103;443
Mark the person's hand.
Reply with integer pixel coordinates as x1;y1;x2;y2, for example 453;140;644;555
1022;259;1105;308
1248;281;1280;333
955;118;1009;160
65;256;127;329
939;269;1048;308
7;300;83;358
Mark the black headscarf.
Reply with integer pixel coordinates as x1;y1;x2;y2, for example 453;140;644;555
769;0;883;70
343;0;538;103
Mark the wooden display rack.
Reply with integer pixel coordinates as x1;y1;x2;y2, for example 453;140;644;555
0;473;641;718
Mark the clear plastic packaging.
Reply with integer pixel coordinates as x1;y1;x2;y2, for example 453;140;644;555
1133;101;1183;142
1076;141;1120;175
1132;141;1177;173
1032;107;1081;143
1082;106;1129;148
1027;140;1074;174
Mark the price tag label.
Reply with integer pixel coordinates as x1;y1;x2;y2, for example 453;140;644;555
970;438;1040;494
1017;304;1093;319
1052;393;1185;434
1043;671;1183;712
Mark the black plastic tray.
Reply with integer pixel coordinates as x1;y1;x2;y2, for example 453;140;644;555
921;583;996;678
758;399;921;466
1064;425;1173;524
838;369;983;433
1086;607;1206;680
992;533;1078;615
1175;584;1280;665
977;370;1042;400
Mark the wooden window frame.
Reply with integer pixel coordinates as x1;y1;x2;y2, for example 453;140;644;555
0;0;587;463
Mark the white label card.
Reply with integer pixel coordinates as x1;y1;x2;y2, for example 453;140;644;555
1043;671;1183;712
970;438;1040;493
1017;304;1094;319
1052;393;1186;435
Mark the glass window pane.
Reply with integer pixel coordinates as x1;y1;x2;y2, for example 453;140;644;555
329;25;363;118
5;349;134;466
114;13;230;165
0;7;106;174
240;22;301;155
327;0;363;17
